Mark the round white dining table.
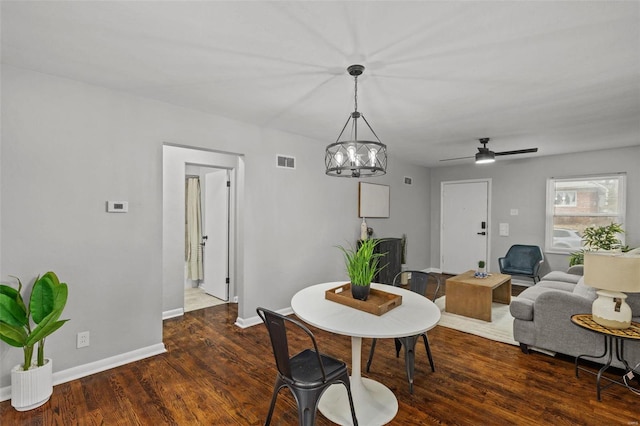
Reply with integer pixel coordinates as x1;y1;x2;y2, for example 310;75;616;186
291;282;441;426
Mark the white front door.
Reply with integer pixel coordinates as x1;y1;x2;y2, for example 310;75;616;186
441;179;490;274
201;169;229;301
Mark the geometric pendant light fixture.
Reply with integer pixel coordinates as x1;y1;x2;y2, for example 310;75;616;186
325;65;387;177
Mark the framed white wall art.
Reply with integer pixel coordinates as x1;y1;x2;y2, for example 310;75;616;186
358;182;390;218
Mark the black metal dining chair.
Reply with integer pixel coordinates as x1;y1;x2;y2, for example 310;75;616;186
365;270;439;393
257;307;358;426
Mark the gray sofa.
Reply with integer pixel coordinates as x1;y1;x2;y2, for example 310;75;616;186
510;266;640;369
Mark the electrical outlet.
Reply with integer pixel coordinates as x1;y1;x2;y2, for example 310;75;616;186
77;331;90;348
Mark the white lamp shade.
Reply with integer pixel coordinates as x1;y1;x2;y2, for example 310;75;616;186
584;251;640;293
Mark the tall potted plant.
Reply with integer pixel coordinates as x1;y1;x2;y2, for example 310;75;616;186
0;271;69;411
569;223;629;266
337;239;386;301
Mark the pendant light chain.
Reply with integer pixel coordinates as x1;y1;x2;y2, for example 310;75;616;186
354;74;358;112
353;74;358;141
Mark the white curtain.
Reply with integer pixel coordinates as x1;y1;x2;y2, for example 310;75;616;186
185;177;204;281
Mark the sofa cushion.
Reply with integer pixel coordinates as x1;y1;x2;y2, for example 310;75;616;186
567;265;584;275
537;281;577;292
510;284;571;321
572;277;597;300
541;271;582;284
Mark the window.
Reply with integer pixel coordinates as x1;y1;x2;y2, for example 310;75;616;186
545;174;626;253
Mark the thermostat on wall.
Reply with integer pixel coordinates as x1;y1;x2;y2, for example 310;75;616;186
106;201;128;213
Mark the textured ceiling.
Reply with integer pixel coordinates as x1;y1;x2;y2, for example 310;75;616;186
2;1;639;167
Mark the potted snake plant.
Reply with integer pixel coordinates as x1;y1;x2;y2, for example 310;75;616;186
0;271;69;411
337;238;386;301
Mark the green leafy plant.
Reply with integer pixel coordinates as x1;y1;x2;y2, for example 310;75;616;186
569;223;629;266
478;260;486;269
337;239;387;286
0;272;69;370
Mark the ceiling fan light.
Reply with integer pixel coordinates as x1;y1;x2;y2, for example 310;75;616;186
475;151;495;164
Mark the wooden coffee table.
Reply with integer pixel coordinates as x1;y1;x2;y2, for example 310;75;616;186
445;270;511;321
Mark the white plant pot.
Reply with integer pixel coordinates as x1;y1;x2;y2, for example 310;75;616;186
11;358;53;411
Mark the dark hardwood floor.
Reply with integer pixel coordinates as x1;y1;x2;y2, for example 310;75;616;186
1;284;638;425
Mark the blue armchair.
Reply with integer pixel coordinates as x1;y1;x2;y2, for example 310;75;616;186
498;245;544;284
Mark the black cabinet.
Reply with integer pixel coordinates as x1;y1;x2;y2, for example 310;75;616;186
374;238;402;284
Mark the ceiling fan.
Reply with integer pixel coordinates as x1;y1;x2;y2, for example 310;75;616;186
441;138;538;164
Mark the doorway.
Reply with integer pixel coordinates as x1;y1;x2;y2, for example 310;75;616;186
184;165;230;311
440;179;491;274
162;144;244;319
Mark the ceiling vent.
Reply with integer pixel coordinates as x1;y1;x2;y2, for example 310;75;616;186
277;155;295;169
404;176;413;185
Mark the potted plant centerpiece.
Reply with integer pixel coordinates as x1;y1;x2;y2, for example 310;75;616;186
337;238;386;301
0;271;69;411
475;260;487;278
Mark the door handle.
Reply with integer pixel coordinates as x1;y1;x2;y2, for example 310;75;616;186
477;231;486;235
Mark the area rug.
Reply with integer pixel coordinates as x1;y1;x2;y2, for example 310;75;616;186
434;296;517;346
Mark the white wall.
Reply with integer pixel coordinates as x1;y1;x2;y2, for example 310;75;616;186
1;65;167;389
0;65;432;389
429;145;640;276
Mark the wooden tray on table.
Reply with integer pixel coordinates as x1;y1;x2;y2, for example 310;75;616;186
325;283;402;316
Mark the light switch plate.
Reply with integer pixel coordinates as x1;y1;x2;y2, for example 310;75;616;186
499;223;509;236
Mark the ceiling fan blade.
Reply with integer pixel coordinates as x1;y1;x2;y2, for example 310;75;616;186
440;155;474;162
494;148;538;156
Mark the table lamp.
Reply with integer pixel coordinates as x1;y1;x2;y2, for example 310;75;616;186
584;250;640;329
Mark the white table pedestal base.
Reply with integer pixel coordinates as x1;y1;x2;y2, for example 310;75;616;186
318;336;398;425
318;378;397;426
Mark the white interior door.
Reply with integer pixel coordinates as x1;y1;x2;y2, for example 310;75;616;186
441;180;490;274
201;169;229;301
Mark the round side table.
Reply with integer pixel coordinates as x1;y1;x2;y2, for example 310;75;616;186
571;314;640;401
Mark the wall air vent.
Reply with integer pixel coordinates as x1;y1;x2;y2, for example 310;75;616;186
404;176;413;185
276;155;296;169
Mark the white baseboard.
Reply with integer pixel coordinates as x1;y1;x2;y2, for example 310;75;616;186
0;343;166;402
235;306;294;329
235;315;262;328
163;308;184;320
